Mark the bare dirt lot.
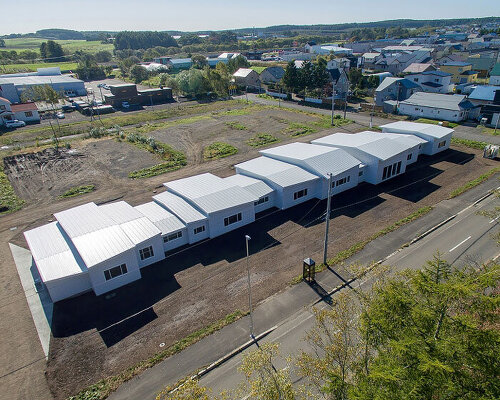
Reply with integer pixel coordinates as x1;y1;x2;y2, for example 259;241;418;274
0;99;498;400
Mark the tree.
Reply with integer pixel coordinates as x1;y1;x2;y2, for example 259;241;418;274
40;40;65;61
176;68;205;97
21;84;62;138
19;50;38;62
114;31;178;50
282;61;300;92
203;66;230;97
130;65;149;83
192;54;208;69
227;55;250;74
0;39;5;48
75;53;105;80
94;50;112;63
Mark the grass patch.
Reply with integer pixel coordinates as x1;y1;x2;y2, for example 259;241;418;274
250;66;266;73
414;118;459;128
0;61;79;73
257;93;278;101
0;166;24;215
1;38;113;53
451;137;488;150
290;206;433;285
449;167;500;199
59;184;95;199
482;127;500;136
225;121;247;130
203;142;238;160
135;115;213;134
283;122;317;137
128;162;185;179
67;310;246;400
246;133;279;147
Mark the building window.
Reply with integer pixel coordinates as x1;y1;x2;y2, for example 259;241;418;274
224;212;242;226
194;225;205;235
419;144;422;149
164;231;182;243
438;140;446;148
294;188;308;200
0;105;6;111
359;171;363;176
407;153;412;161
334;176;350;187
104;264;128;281
24;111;33;117
139;245;154;260
254;196;269;206
382;161;402;181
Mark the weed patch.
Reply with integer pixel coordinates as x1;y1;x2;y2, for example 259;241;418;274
60;184;95;199
449;167;500;198
203;142;238;160
246;133;279;147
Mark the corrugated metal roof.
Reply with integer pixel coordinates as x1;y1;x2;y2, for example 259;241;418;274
469;85;499;101
377;132;428;147
0;75;83;86
400;92;467;111
224;174;274;199
134;202;186;235
235;157;319;188
358;138;410;160
55;202;135;268
260;143;361;178
233;68;255;78
380;121;454;139
24;222;87;282
100;201;145;224
312;132;380;148
153;191;207;224
164;173;258;214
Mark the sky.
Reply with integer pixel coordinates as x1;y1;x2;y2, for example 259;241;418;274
1;0;498;35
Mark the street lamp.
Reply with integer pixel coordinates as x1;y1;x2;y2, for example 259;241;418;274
245;234;255;339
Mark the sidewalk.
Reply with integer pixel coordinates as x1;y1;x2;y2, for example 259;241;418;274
109;174;500;400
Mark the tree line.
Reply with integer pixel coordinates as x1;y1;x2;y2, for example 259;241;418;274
114;31;178;50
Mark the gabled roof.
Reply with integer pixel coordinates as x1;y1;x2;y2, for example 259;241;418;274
380;121;454;139
421;82;443;88
259;142;361;178
233;68;256;78
442;61;471;67
376;77;420;92
490;63;500;77
467;57;496;71
153;191;206;224
134;201;186;235
420;70;452;77
400;92;469;111
24;222;87;282
223;175;274;199
469;86;499;101
235;156;319;188
164;173;258;214
10;102;38;112
262;66;285;79
402;63;436;74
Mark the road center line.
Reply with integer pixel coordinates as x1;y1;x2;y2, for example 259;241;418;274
449;236;471;252
489;217;498;224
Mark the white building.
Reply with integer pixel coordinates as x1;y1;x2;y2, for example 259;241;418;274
163;173;258;239
374;132;428;163
380;121;454;155
134;202;188;252
223;174;276;213
0;97;40;126
259;143;361;199
153;190;209;244
405;71;453;94
235;156;320;209
312;132;412;184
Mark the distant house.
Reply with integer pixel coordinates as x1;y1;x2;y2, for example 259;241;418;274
0;97;40;126
361;52;380;69
402;63;436;74
232;68;261;89
490;63;500;86
104;84;172;107
468;86;500;107
375;77;421;107
436;53;467;66
218;52;245;61
328;68;349;99
397;92;479;122
405;71;452;94
168;58;193;70
439;62;473;83
327;58;351;70
467;57;496;78
259;66;285;84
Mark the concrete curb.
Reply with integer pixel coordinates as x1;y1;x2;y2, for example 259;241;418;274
409;214;457;245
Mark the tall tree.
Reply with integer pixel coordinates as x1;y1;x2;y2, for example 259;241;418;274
282;61;300;92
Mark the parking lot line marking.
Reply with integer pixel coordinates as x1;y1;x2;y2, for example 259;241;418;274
449;236;471;252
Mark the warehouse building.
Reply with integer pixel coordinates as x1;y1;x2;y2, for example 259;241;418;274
375;131;428;163
153;190;209;244
379;121;454;155
260;143;361;199
235;157;320;209
312;132;411;184
164;173;259;238
134;202;188;252
223;174;276;213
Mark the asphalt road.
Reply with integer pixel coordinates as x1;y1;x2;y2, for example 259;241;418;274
199;193;500;397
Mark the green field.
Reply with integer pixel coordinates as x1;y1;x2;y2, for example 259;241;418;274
1;38;113;55
0;61;79;73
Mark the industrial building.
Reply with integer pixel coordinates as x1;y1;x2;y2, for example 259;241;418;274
23;123;455;302
104;84;172;108
259;143;361;198
312;132;412;184
235;156;320;209
380;121;454;155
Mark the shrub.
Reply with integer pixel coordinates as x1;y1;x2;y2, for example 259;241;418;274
203;142;238;160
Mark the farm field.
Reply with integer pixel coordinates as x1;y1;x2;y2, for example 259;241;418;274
1;38;114;54
0;61;78;73
0;98;498;400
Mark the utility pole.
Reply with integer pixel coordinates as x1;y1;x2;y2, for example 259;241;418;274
370;101;375;129
494;113;499;135
323;173;333;265
245;235;254;339
245;86;248;103
343;82;349;120
331;81;335;125
278;85;281;108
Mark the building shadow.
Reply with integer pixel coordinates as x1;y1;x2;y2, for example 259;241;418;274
307;280;333;305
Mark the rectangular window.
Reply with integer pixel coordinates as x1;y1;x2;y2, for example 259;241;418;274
438;140;446;148
382;166;388;180
24;111;33;117
335;177;348;187
224;212;242;226
0;105;6;110
254;196;269;206
359;171;363;176
194;225;205;235
139;245;154;260
407;153;412;161
164;231;182;243
104;264;128;281
396;161;401;174
293;188;308;200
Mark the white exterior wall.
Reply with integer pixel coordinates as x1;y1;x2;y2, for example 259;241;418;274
208;203;255;238
89;249;141;296
429;133;452;154
135;236;164;268
376;153;408;183
329;166;360;197
186;220;209;244
234;168;284;209
13;110;40;123
406;145;420;164
162;228;188;252
380;128;451;156
254;191;276;213
281;180;320;210
398;103;465;122
44;272;92;303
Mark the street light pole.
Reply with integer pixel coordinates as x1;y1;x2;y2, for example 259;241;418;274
331;81;335;126
245;235;254;339
370;101;375;129
323;173;333;265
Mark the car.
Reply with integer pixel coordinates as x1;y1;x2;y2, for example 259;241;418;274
121;101;130;109
56;112;65;119
4;119;26;128
97;83;105;88
103;84;110;90
62;105;76;112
